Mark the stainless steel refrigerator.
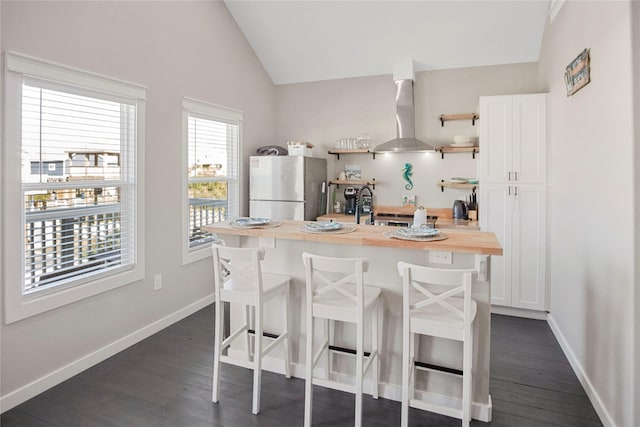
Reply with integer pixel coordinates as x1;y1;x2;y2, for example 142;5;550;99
249;156;327;220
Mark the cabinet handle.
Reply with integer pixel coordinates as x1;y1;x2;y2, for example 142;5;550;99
508;186;511;195
508;171;511;181
514;187;518;196
515;171;518;181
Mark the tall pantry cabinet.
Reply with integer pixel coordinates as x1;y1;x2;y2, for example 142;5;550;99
479;94;547;312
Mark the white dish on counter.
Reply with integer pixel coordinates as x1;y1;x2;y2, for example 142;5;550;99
397;226;440;237
450;142;475;148
304;221;344;231
234;217;271;227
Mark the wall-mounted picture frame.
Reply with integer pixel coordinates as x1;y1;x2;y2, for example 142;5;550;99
402;194;416;207
565;48;590;97
344;164;361;180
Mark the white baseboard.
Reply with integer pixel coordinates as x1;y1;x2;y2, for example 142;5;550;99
491;305;548;320
227;349;492;422
0;294;215;414
547;314;614;427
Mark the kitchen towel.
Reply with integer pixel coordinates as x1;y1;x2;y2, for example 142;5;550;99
413;206;426;227
255;145;288;156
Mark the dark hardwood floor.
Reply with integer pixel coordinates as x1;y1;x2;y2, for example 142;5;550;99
1;307;602;426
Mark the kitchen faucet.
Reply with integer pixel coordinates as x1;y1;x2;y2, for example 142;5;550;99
355;186;374;225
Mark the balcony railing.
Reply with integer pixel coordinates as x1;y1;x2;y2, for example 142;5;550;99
188;198;228;247
25;204;123;291
24;198;228;291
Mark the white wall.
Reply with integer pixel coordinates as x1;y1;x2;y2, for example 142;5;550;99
0;1;275;407
275;63;539;210
538;1;635;425
633;3;640;422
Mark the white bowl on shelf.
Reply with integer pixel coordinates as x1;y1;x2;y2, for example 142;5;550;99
449;177;468;183
453;135;472;144
450;135;476;147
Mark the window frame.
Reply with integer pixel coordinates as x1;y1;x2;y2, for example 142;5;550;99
2;51;146;324
181;97;242;265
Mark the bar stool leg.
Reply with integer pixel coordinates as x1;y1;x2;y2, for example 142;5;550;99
252;304;263;415
355;314;364;427
325;319;332;379
462;326;473;427
372;299;380;399
401;310;410;427
304;314;314;427
243;305;251;360
411;334;418;399
212;300;224;403
283;286;292;378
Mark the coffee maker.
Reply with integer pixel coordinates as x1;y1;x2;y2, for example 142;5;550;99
344;187;358;215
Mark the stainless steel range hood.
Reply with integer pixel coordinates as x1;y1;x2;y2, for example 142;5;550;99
373;79;435;153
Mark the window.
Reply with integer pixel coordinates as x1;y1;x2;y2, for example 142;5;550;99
3;52;146;323
182;98;241;264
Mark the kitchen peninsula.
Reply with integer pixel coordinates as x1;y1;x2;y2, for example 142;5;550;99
202;220;502;421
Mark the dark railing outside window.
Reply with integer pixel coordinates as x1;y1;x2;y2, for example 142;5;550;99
25;197;226;291
188;198;228;248
25;204;122;291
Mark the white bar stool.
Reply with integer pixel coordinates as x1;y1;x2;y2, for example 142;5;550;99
397;262;478;427
211;244;292;415
302;252;383;427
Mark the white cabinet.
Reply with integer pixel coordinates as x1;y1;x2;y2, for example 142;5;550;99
479;94;547;312
481;185;511;306
481;184;546;310
479;94;546;185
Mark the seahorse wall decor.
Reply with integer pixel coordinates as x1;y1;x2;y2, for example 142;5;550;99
402;163;413;190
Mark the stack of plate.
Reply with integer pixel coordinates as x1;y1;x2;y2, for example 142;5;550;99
303;221;344;232
396;226;440;238
232;217;271;227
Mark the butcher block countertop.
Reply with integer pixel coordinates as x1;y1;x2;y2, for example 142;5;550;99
202;220;502;256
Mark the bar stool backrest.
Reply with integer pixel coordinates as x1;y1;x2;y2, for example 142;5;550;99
212;244;266;304
397;262;477;326
302;253;370;309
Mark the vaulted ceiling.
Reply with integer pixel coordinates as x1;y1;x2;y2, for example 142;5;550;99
224;1;550;85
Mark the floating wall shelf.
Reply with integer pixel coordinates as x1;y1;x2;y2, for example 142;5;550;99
329;179;377;190
438;180;478;192
439;113;479;127
327;149;376;160
436;146;479;159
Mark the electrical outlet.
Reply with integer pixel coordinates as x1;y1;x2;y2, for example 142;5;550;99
153;273;162;291
258;237;276;248
429;251;453;265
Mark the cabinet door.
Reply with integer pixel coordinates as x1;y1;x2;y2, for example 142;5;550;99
511;185;546;311
480;184;512;306
479;96;513;184
513;94;547;184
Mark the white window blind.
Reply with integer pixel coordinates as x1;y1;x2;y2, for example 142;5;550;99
3;51;145;323
21;80;136;293
183;99;241;256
